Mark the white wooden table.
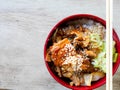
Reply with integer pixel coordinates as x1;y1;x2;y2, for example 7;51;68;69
0;0;119;90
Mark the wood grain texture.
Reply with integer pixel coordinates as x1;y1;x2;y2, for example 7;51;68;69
0;0;119;90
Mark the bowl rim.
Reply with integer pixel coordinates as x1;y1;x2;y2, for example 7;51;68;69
44;14;120;90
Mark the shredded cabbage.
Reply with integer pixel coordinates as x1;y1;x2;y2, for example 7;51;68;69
90;33;106;73
90;33;104;50
92;42;106;73
91;33;118;73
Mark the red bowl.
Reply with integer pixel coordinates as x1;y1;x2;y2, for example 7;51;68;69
44;14;120;90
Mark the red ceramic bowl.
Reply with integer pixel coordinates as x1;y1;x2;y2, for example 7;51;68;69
44;14;120;90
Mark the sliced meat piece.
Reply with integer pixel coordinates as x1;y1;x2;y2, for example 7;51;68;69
56;66;62;77
85;50;97;58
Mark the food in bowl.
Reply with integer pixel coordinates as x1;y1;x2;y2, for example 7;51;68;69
45;18;118;87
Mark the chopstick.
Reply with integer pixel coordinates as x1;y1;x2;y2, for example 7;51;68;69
106;0;113;90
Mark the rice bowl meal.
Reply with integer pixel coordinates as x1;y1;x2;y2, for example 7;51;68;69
44;15;118;88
